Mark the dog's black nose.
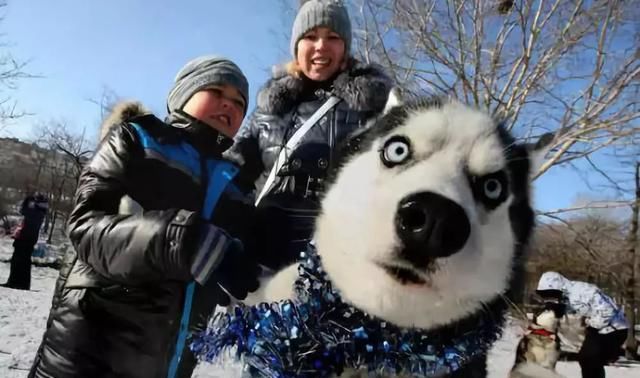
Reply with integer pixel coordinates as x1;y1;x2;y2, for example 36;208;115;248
395;192;470;263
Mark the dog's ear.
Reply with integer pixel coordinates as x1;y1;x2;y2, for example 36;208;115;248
334;89;402;160
383;88;402;115
525;132;555;176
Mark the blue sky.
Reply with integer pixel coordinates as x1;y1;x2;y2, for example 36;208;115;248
0;0;624;214
1;0;292;139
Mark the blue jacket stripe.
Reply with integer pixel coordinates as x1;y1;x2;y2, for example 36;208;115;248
167;160;239;378
202;161;239;219
166;281;196;378
129;123;201;181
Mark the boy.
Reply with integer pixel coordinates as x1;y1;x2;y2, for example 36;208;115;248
29;56;261;378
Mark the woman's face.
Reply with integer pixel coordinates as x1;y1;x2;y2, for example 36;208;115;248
182;84;246;138
296;27;346;82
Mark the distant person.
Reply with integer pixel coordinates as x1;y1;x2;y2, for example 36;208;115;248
2;191;48;290
536;271;628;378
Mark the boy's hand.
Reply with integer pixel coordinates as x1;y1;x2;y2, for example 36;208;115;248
214;238;261;301
190;224;261;304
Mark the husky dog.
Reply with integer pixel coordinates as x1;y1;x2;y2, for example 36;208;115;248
511;308;564;378
240;92;553;377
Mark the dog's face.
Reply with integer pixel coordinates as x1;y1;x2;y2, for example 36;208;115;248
315;95;551;329
534;309;561;332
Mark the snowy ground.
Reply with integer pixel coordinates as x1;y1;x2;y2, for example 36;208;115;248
1;237;639;378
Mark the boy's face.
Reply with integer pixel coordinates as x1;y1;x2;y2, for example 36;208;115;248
182;84;246;137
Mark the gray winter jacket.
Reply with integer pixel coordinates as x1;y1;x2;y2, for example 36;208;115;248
224;61;392;270
225;61;393;195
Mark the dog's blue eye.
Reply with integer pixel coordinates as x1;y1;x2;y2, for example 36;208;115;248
470;171;509;209
380;136;411;167
483;178;502;200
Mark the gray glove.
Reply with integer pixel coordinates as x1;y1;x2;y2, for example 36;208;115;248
190;223;261;305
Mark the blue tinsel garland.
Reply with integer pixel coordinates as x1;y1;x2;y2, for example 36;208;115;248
190;244;500;377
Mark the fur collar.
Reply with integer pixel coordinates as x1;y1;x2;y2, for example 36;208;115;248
256;60;392;115
99;102;233;154
100;101;150;141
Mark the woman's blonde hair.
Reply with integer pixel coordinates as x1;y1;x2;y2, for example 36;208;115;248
285;57;354;79
285;60;303;79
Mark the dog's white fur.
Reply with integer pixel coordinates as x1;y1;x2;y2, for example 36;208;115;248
314;101;515;329
247;93;552;332
535;310;560;331
510;363;565;378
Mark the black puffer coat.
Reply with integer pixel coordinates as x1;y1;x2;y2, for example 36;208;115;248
16;194;48;243
225;61;392;270
28;103;255;378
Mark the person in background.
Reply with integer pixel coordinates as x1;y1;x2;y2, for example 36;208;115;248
536;271;628;378
2;191;48;290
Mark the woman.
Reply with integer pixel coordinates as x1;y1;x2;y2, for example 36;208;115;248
226;0;393;271
3;191;48;290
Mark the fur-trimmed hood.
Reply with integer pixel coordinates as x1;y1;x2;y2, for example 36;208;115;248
537;272;570;292
256;61;393;115
99;101;234;156
99;101;150;141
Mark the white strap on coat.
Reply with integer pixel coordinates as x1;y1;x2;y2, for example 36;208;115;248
254;96;341;206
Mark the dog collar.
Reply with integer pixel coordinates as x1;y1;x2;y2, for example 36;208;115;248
528;326;556;338
191;245;501;377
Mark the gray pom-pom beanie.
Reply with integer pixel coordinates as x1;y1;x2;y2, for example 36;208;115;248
167;55;249;114
290;0;352;58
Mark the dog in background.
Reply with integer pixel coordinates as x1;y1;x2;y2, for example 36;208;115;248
511;302;566;378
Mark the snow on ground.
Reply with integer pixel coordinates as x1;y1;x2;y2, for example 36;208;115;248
1;237;639;377
0;239;60;378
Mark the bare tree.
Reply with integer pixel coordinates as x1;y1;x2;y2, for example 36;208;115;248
86;85;120;128
0;0;35;132
30;126;56;188
31;120;92;242
527;214;631;303
349;0;638;180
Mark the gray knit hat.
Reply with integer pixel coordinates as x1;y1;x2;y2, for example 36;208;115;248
167;55;249;114
290;0;352;58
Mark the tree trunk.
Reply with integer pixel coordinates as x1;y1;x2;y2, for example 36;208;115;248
46;175;67;244
625;161;639;360
47;210;56;244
